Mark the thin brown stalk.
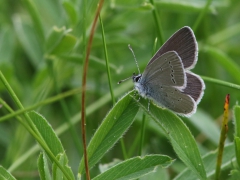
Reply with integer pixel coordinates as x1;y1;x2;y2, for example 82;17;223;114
81;0;104;180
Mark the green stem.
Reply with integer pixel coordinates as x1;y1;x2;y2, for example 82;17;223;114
0;88;81;122
120;138;128;159
193;0;213;31
80;0;105;179
149;0;164;45
0;71;72;180
7;81;133;172
99;14;115;105
48;60;82;157
201;76;240;90
215;94;229;180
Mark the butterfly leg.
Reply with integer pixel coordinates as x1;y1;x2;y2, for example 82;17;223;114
133;91;137;96
137;95;141;102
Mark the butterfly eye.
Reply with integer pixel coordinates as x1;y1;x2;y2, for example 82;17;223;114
133;75;141;82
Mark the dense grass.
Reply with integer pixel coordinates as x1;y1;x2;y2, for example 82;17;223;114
1;0;240;179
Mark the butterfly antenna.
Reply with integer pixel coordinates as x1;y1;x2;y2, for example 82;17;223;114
117;76;132;84
128;44;140;74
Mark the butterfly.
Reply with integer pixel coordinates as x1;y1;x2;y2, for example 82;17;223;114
119;26;205;117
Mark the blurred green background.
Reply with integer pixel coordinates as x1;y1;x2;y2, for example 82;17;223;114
0;0;240;179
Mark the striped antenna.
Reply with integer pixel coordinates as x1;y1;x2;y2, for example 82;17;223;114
128;44;140;74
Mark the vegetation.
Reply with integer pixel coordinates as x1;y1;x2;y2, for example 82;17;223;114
0;0;240;179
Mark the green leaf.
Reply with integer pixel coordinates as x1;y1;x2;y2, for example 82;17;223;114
52;153;75;180
137;99;207;179
51;33;77;55
0;166;16;180
139;166;169;180
234;105;240;167
29;111;64;156
45;26;77;55
30;111;75;179
53;154;65;180
174;143;235;179
63;1;78;25
234;137;240;169
38;152;52;180
78;91;139;174
45;26;67;54
234;105;240;137
229;170;240;180
93;155;173;180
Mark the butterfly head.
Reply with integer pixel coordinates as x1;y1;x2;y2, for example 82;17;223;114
132;73;142;83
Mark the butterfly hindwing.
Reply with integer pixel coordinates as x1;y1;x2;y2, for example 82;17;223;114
182;72;205;104
146;85;196;116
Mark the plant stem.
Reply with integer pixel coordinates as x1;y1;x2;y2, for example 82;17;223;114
193;0;213;31
149;0;164;45
0;88;81;122
215;94;230;180
0;71;72;180
80;0;104;179
201;76;240;90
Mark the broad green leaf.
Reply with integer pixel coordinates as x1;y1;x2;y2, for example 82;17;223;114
78;91;139;174
174;143;235;180
30;111;75;179
137;99;207;179
38;152;52;180
29;111;64;156
0;166;16;180
93;155;173;180
98;159;122;173
139;166;169;180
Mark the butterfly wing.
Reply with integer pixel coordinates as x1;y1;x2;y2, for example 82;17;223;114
182;72;205;104
142;51;186;89
146;85;196;116
148;26;198;70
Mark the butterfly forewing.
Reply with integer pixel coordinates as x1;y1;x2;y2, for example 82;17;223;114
142;51;186;88
148;26;198;70
183;72;205;104
147;85;196;116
